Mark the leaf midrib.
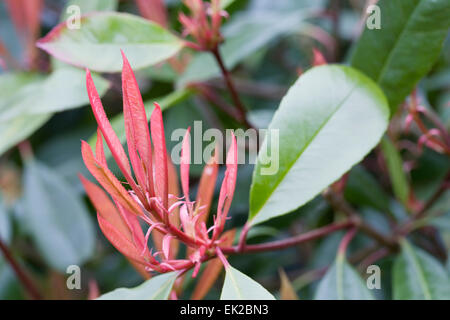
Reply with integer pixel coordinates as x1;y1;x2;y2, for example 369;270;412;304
228;268;244;299
402;240;432;300
251;83;357;220
375;0;422;84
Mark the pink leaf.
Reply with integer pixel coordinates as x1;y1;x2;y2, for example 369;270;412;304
213;132;237;240
121;51;153;194
81;140;143;215
97;214;148;266
180;127;191;202
162;234;173;260
195;147;219;224
95;128;107;166
150;102;168;208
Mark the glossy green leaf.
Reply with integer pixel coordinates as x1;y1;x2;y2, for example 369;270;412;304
37;12;184;73
87;88;194;159
249;65;389;225
98;272;177;300
315;254;373;300
380;136;410;206
393;240;450;299
0;68;109;121
220;265;275;300
351;0;450;112
23;160;95;272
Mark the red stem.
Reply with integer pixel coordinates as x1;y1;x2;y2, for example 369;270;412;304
210;47;253;129
338;227;357;255
221;220;353;254
0;238;42;300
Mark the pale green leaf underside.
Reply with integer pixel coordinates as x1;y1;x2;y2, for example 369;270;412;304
221;266;275;300
0;68;109;121
98;272;177;300
38;12;184;73
393;240;450;300
23;161;95;272
249;65;389;226
315;254;373;300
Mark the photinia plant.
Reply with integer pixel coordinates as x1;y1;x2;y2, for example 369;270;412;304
0;0;449;302
80;52;238;277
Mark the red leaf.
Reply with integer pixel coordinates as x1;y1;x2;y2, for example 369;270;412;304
196;148;219;224
95;128;107;166
213;133;237;240
152;151;180;259
121;51;154;195
86;69;142;196
79;174;132;240
97;214;148;266
150;103;168;208
81;140;143;216
135;0;168;27
116;202;147;254
180;127;191;202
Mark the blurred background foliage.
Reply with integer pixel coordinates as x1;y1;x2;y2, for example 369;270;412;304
0;0;449;300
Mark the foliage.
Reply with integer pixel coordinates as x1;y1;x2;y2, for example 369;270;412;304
0;0;449;301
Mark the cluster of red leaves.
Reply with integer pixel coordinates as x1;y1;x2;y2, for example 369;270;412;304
179;0;228;51
80;52;238;277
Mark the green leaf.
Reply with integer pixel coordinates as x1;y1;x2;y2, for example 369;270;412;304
0;114;52;157
98;272;177;300
37;12;184;73
0;68;109;121
61;0;118;21
393;240;450;299
249;65;389;225
380;136;410;206
315;254;374;300
23;160;95;272
0;72;53;156
344;165;391;214
220;265;275;300
351;0;450;113
87;88;194;159
52;0;119;70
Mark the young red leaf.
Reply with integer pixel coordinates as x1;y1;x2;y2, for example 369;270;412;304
180;127;191;202
80;174;132;240
152;151;180;259
81;140;143;215
95;128;107;166
97;214;148;266
195;148;219;224
213;133;237;240
86;69;143;198
135;0;168;27
121;51;154;195
150;102;169;208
